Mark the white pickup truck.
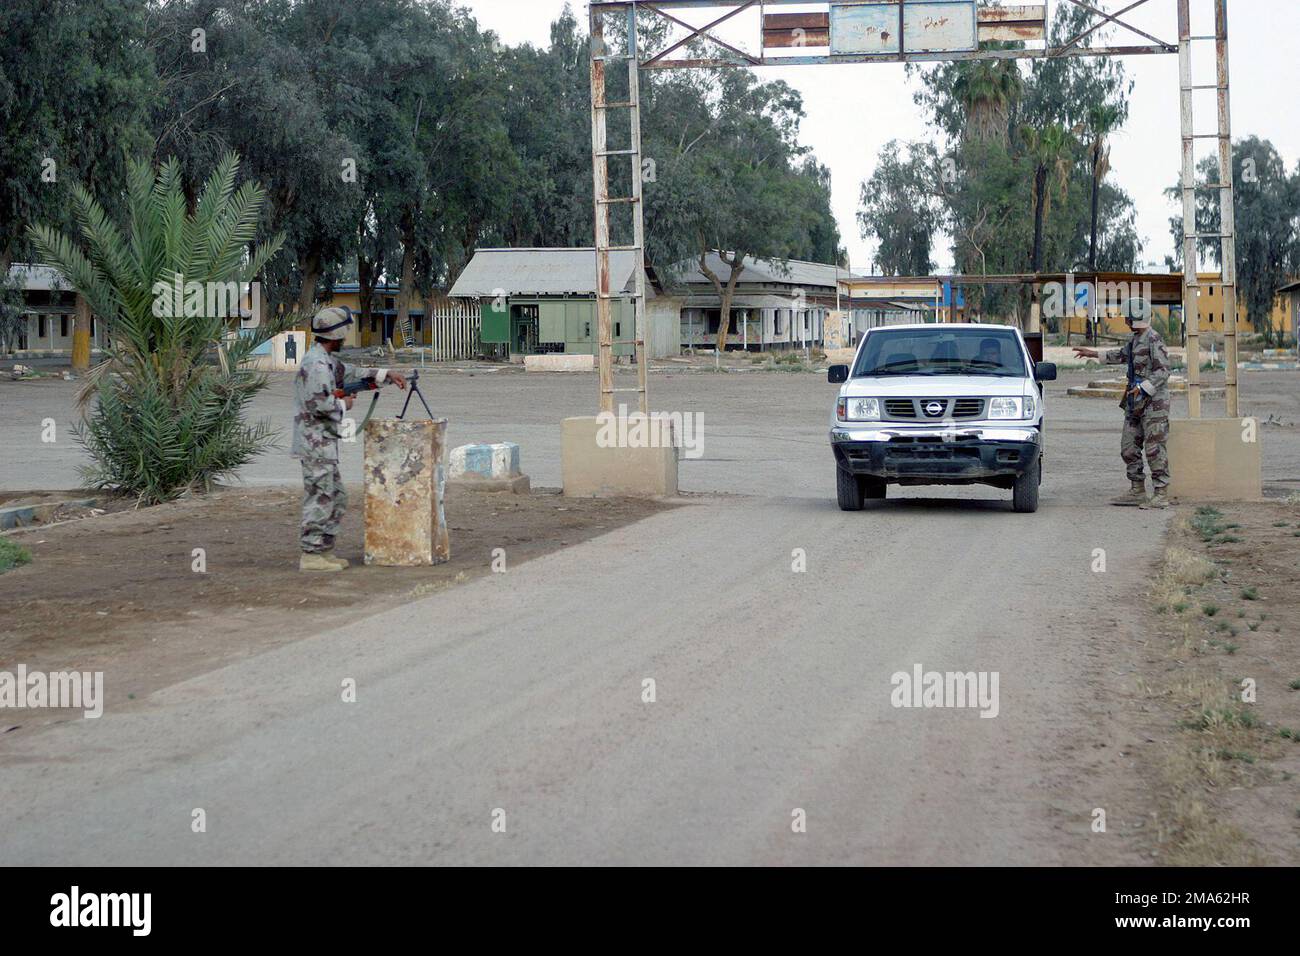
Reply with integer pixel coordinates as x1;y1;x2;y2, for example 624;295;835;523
827;324;1057;513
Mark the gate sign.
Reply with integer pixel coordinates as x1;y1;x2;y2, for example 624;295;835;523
830;1;979;56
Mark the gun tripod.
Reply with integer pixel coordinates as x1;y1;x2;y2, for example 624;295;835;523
358;369;432;428
395;369;433;420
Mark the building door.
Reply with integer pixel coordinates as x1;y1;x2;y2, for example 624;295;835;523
511;304;539;354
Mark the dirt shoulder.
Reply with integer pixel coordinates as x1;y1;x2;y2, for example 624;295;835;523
1131;500;1300;864
0;485;673;738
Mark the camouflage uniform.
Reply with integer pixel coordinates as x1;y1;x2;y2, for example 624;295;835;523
292;341;384;553
1102;326;1171;490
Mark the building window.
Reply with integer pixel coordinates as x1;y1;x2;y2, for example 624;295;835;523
61;317;69;337
38;317;46;338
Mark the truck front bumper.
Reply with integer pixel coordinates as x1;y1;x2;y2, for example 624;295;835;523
829;425;1040;485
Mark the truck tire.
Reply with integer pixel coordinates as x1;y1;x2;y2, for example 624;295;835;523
836;465;864;511
1012;457;1040;513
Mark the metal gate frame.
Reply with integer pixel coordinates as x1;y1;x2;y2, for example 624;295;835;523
588;0;1239;418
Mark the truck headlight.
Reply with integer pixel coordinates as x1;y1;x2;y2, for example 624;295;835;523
988;397;1025;419
838;396;880;421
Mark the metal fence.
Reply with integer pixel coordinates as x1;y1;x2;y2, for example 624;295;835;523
423;298;482;361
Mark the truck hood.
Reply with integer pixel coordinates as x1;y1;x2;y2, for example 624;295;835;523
841;374;1031;398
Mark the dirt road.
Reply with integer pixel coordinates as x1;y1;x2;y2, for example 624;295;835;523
0;486;669;734
1;495;1168;865
0;366;1296;863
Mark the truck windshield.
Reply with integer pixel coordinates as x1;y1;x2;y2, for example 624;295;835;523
853;328;1026;377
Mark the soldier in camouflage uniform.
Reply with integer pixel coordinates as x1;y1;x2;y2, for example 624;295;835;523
293;307;406;571
1073;297;1171;509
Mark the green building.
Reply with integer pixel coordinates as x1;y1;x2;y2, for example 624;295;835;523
449;247;675;358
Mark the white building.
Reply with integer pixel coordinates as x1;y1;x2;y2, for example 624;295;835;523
2;263;105;355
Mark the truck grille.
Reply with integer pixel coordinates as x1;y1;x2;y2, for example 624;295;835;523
881;398;986;421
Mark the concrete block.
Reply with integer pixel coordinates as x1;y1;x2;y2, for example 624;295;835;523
449;441;521;480
561;415;678;497
524;353;594;373
1167;417;1262;501
0;498;97;530
448;474;531;495
363;417;450;565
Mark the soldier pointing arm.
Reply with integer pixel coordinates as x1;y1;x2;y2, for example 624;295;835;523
1073;297;1171;509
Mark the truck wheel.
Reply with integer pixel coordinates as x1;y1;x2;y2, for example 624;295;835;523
836;466;864;511
1012;458;1040;513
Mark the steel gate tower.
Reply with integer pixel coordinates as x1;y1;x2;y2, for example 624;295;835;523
588;0;1239;421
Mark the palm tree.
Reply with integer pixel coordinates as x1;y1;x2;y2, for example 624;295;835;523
1022;122;1074;275
954;59;1023;145
1084;104;1122;272
30;153;290;503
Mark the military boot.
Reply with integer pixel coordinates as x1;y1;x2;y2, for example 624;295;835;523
1140;489;1170;510
320;550;350;569
300;552;344;572
1111;480;1147;506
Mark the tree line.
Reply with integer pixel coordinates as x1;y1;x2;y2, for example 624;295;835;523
1;0;841;355
856;4;1300;341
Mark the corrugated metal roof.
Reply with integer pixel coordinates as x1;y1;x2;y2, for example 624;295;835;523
6;263;67;292
681;294;820;310
674;253;861;290
449;247;639;297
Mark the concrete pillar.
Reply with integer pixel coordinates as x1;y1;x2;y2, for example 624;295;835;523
1167;418;1262;501
562;415;678;497
363;418;450;565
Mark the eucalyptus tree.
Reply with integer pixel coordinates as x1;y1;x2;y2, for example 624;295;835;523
148;0;363;319
1;0;154;366
857;140;944;276
643;68;839;352
1167;138;1300;345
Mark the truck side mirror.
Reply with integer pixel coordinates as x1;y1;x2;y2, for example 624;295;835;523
1035;361;1057;382
827;364;849;384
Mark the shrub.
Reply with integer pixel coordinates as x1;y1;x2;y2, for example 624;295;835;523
0;537;32;573
31;154;290;504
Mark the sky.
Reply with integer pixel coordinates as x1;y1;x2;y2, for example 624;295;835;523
462;0;1300;274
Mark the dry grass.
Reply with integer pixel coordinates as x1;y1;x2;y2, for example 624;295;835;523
1160;792;1263;866
1149;544;1216;615
1145;544;1279;865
